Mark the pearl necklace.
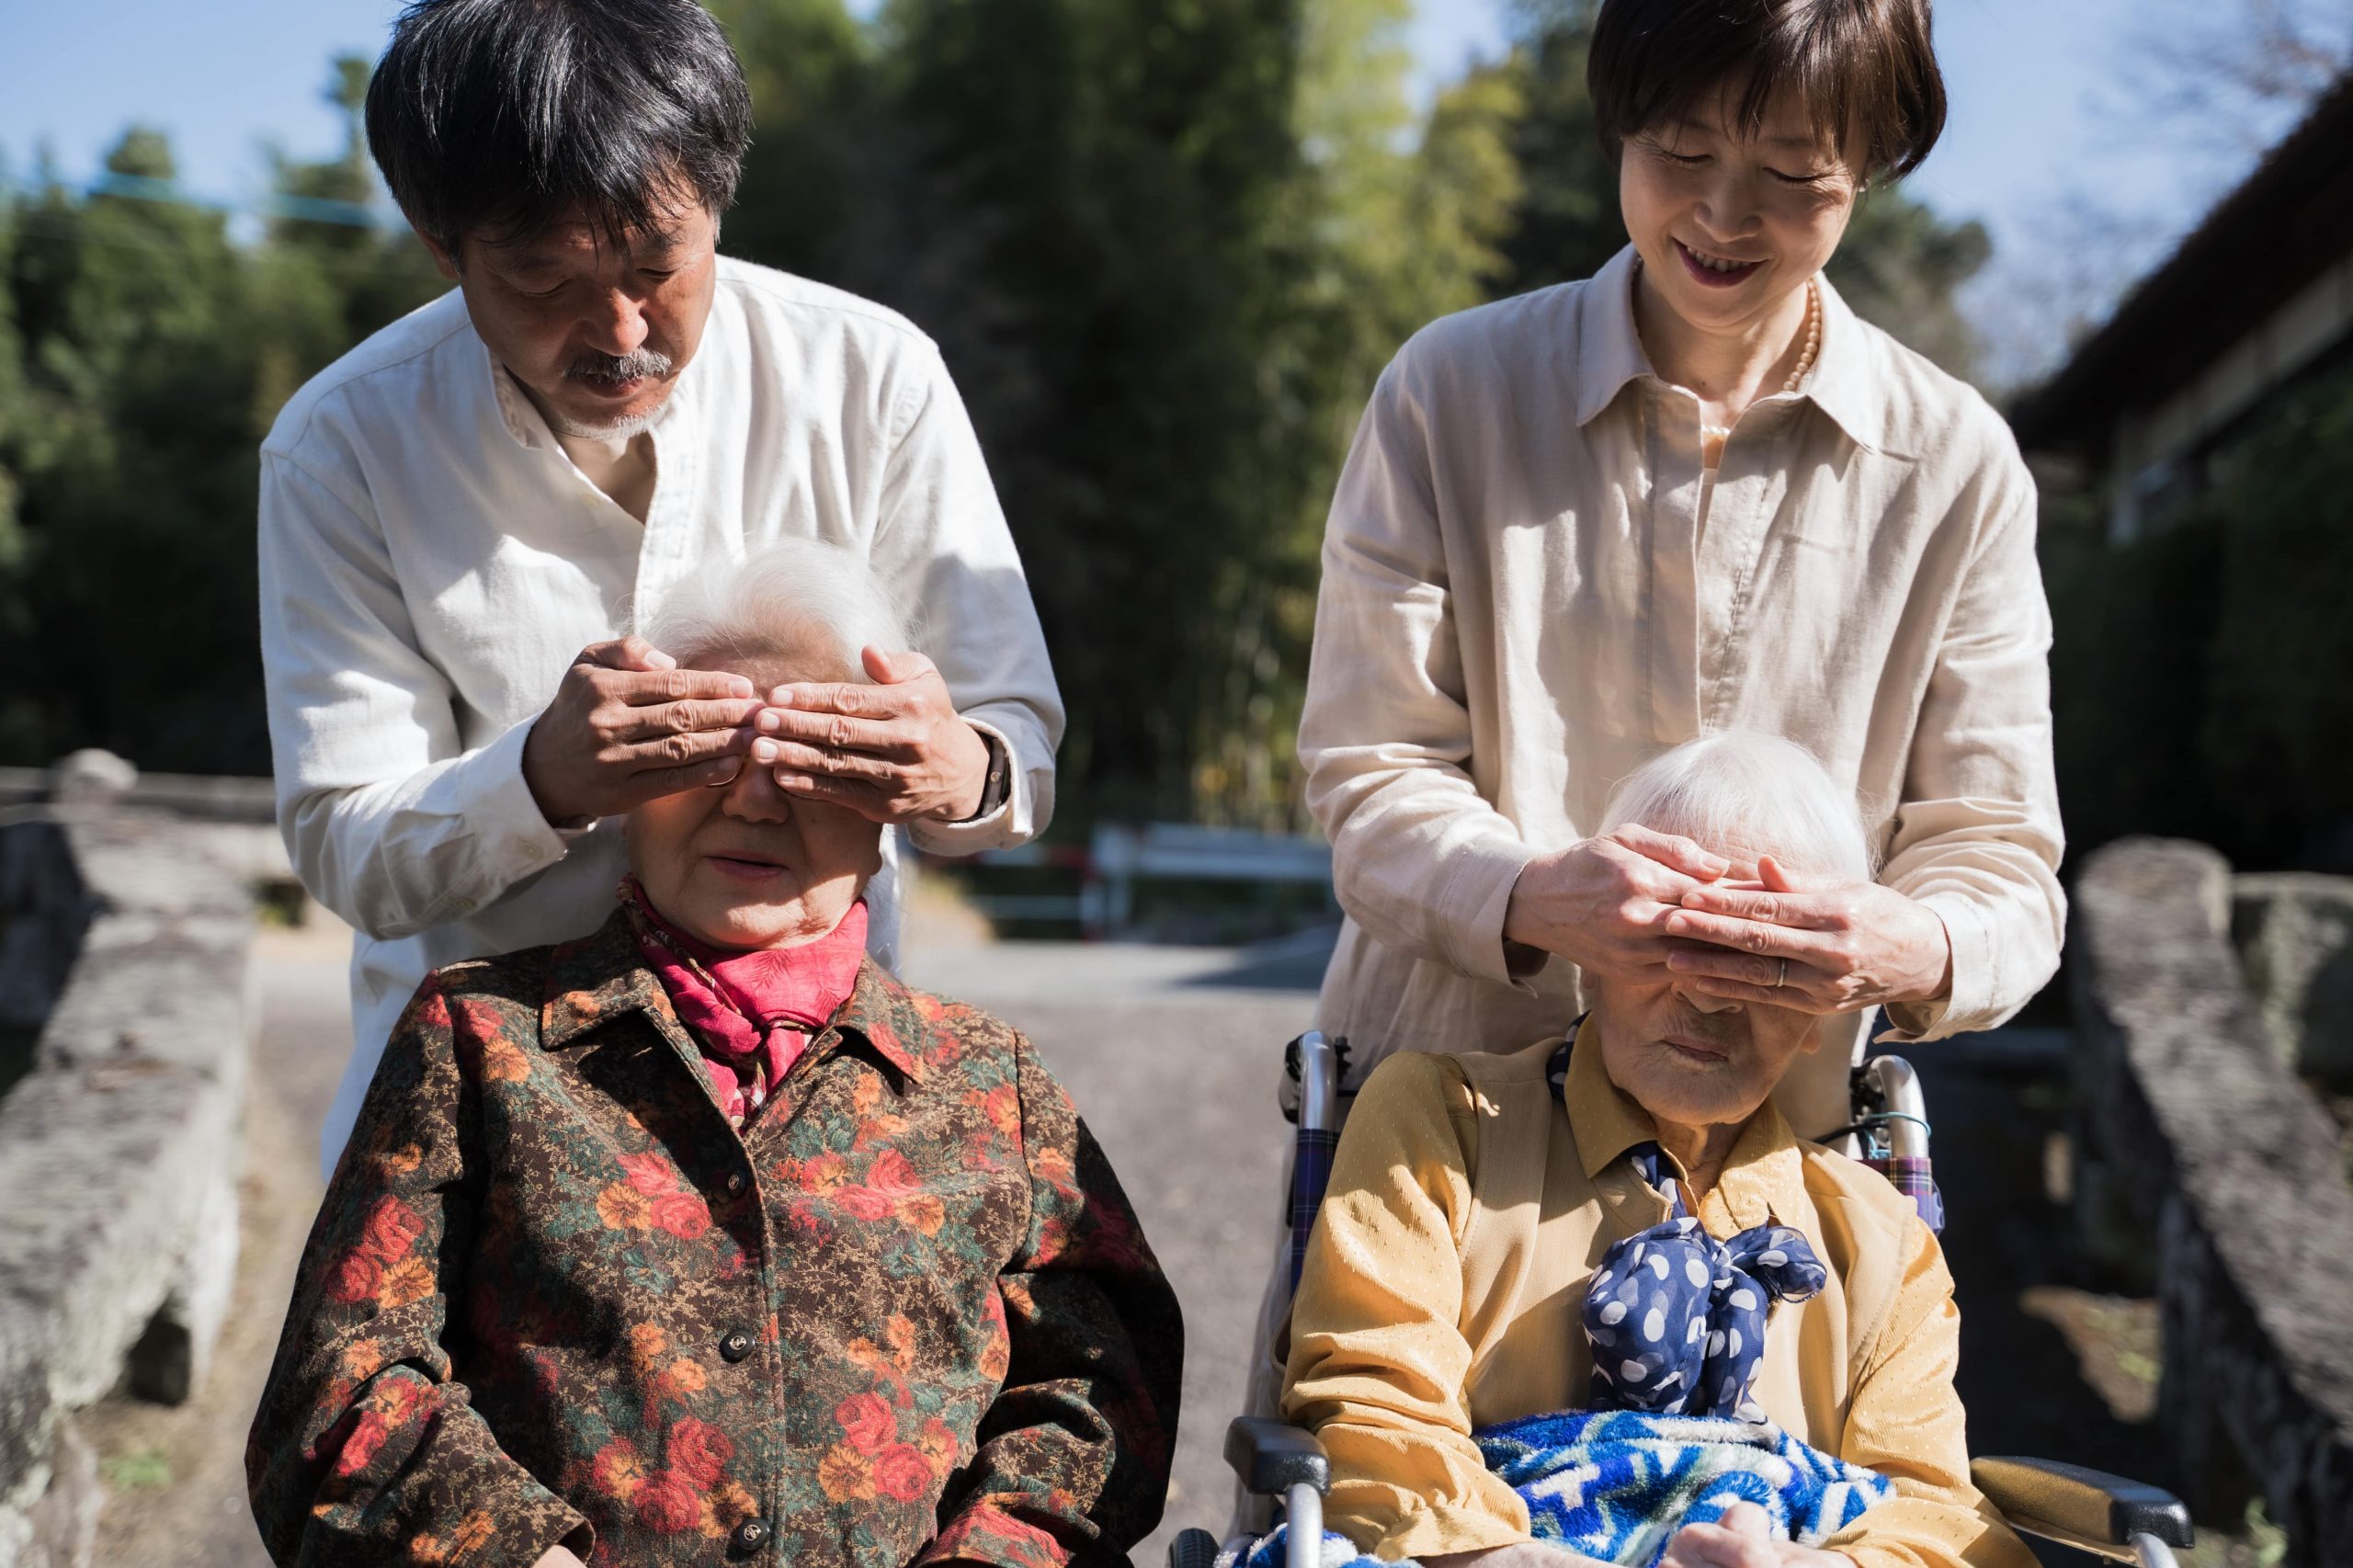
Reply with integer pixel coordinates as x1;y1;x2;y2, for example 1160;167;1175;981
1699;278;1821;447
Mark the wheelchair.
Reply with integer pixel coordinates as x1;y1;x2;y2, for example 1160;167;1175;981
1165;1033;2195;1568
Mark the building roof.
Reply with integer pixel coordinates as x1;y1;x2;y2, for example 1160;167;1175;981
2008;72;2353;453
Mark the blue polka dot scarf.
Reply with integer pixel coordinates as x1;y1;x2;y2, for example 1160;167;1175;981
1549;1037;1830;1421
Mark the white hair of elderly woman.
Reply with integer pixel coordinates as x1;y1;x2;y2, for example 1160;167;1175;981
636;538;916;676
1599;731;1876;884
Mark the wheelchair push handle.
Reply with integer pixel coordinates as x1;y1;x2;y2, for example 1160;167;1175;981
1291;1031;1341;1136
1224;1416;1331;1495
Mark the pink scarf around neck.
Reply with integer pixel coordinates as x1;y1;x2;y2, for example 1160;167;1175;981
620;879;869;1125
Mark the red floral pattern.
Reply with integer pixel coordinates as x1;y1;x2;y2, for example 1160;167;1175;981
246;907;1181;1567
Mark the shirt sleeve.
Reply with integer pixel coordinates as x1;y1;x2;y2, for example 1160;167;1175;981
915;1030;1183;1568
1817;1219;2038;1568
244;973;590;1566
1878;428;2067;1043
1297;355;1539;988
1280;1052;1530;1559
260;452;575;940
871;343;1066;858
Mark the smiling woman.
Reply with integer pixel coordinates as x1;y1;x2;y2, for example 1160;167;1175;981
1292;0;2063;1159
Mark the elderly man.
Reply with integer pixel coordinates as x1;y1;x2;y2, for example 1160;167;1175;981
250;540;1176;1568
260;0;1060;1173
1281;733;2030;1568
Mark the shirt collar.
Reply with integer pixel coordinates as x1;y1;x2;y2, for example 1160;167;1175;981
1801;269;1893;456
488;348;554;451
1570;244;1891;457
1561;1014;1809;1234
1570;246;1653;429
541;905;934;1084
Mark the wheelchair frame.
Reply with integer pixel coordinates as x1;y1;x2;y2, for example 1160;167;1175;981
1166;1033;2192;1568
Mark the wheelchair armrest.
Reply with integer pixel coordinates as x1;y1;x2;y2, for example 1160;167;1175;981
1225;1416;1331;1497
1972;1456;2192;1559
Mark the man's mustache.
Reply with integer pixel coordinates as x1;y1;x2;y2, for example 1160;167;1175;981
563;348;676;383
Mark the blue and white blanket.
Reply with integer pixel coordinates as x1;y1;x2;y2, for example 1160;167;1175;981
1238;1409;1892;1568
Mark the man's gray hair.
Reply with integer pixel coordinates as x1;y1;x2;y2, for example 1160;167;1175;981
636;538;914;676
1598;731;1875;882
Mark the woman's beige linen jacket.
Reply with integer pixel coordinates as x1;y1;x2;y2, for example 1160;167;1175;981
1297;245;2064;1135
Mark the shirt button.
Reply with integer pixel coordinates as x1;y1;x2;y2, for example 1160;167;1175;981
726;1171;746;1196
733;1517;771;1552
720;1329;754;1362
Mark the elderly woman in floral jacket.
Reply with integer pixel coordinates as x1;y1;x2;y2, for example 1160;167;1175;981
248;540;1180;1568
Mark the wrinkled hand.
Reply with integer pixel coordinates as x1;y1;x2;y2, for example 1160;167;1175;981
1503;826;1737;979
521;637;760;824
1660;1502;1853;1568
529;1544;588;1568
1664;856;1952;1012
753;647;993;824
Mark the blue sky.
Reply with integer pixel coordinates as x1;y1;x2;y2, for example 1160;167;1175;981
0;0;2279;379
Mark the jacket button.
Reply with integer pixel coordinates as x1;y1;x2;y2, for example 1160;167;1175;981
733;1517;770;1552
726;1171;747;1195
720;1329;754;1362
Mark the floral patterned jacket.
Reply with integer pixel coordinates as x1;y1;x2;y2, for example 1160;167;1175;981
247;909;1182;1568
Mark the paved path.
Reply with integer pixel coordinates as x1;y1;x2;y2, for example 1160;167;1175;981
85;921;1324;1566
84;919;357;1567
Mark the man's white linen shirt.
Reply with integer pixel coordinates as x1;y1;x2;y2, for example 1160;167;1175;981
261;257;1063;1173
1299;245;2064;1135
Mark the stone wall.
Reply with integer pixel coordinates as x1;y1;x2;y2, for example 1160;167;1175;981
0;800;258;1568
2071;839;2353;1562
2234;872;2353;1087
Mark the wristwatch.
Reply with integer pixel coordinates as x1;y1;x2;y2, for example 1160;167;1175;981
961;730;1010;822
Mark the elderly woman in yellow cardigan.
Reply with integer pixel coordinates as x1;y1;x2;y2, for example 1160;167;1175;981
1280;733;2032;1568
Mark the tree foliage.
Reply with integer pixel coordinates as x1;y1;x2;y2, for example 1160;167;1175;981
0;62;442;771
2040;352;2353;871
0;5;1995;821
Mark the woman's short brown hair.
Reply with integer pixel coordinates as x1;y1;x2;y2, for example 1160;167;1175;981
1588;0;1948;182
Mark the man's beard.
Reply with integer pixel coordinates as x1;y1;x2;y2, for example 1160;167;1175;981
551;347;677;439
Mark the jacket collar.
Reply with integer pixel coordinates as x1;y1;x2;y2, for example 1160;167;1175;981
541;905;935;1084
1562;1013;1810;1235
1570;244;1891;456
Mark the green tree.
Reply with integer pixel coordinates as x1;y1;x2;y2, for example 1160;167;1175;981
0;102;439;772
2199;358;2353;866
711;0;1526;824
265;56;447;362
1;130;268;766
1483;4;1623;297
